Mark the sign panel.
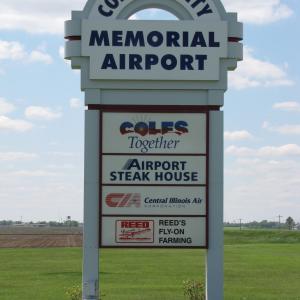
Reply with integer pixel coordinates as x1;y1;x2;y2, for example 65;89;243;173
82;20;227;80
100;109;208;248
101;216;206;247
102;112;207;154
102;155;206;185
102;186;206;215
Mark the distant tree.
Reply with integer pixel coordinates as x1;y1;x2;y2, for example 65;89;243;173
0;220;13;225
64;220;79;227
286;217;296;230
49;221;64;227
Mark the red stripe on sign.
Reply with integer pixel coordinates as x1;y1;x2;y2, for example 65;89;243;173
65;36;82;41
228;37;242;42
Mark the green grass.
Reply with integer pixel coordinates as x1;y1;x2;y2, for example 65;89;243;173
0;230;300;299
224;229;300;244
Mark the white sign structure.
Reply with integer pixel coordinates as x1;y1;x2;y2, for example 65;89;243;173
102;155;206;184
82;21;227;80
102;217;206;247
102;186;206;215
100;111;208;248
65;0;243;298
102;112;207;153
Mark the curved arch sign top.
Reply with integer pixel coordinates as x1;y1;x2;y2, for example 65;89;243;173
83;0;223;21
65;0;242;82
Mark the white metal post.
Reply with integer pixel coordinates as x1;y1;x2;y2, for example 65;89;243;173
206;111;224;300
83;110;100;300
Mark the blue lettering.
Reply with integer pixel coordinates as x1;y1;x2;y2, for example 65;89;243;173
182;32;189;47
89;30;109;46
125;31;145;47
129;54;143;70
175;121;189;134
209;32;220;47
105;0;119;9
166;32;180;47
147;31;163;47
161;54;177;70
110;171;117;181
120;122;133;134
197;4;213;17
195;55;207;70
101;54;117;69
191;32;207;47
145;54;159;69
180;55;194;70
119;54;126;69
98;5;113;17
112;31;122;46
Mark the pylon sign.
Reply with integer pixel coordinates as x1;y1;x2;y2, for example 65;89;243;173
65;0;242;298
100;111;208;247
65;0;242;247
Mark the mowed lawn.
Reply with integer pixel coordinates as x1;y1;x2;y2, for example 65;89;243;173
0;230;300;300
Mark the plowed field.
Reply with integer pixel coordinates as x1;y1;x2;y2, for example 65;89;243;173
0;227;82;248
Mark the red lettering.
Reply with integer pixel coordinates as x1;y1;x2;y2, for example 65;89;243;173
106;193;141;207
121;220;150;228
106;193;123;207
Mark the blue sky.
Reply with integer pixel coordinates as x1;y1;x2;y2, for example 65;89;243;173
0;0;299;223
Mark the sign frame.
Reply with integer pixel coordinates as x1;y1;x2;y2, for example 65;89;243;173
97;105;210;249
65;0;242;296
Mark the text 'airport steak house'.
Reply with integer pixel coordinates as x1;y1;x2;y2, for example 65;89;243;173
110;159;200;182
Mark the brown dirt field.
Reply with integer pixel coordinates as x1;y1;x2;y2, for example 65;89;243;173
0;227;83;248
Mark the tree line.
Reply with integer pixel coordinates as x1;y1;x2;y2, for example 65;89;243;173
0;220;81;227
224;217;299;230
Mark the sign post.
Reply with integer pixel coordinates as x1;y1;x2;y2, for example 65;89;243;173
65;0;242;299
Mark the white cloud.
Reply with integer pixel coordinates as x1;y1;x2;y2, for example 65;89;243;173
0;40;53;64
273;101;300;112
0;98;33;132
129;8;177;20
229;48;294;89
224;130;253;141
25;106;62;121
129;14;139;20
223;0;293;24
225;158;300;222
10;170;59;177
0;0;293;36
0;98;15;115
274;125;300;135
258;145;300;156
263;122;300;135
59;46;69;64
0;40;26;60
0;115;33;132
47;151;79;158
226;145;255;156
69;98;82;109
0;152;38;161
28;50;53;64
59;46;64;59
0;0;85;34
226;144;300;157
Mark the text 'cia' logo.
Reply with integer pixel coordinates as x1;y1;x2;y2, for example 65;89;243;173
120;121;188;136
106;193;141;207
